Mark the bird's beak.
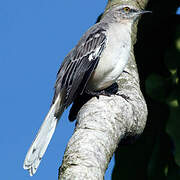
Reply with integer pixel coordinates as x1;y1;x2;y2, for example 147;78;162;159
134;10;152;21
139;10;152;15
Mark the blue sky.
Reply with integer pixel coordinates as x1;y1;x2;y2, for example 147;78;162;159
0;0;115;179
177;6;180;14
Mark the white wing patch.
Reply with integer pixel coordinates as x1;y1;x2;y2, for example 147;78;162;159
88;53;94;61
88;46;102;62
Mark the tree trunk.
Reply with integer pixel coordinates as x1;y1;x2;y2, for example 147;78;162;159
58;0;149;179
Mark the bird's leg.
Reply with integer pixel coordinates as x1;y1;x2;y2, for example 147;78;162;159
85;89;108;99
85;83;119;98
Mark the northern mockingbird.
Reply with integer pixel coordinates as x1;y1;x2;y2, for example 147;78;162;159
23;4;150;176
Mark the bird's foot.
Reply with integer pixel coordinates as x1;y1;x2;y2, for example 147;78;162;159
85;83;119;99
85;89;112;99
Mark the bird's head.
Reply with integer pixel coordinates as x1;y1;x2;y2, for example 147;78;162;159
103;4;151;23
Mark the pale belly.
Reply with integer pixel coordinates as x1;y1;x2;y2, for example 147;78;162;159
87;33;131;91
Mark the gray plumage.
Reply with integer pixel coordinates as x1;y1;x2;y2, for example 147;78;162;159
23;4;150;176
53;23;107;108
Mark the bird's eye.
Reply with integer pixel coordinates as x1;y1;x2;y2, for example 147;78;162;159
123;7;130;12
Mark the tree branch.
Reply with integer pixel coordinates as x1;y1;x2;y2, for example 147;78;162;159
58;0;149;179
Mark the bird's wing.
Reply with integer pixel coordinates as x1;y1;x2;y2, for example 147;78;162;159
53;25;107;108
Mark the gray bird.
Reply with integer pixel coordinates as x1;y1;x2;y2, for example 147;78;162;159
23;4;150;176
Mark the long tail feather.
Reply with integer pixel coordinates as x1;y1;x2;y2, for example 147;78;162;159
23;95;63;176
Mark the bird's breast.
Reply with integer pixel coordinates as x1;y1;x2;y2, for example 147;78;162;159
87;23;132;91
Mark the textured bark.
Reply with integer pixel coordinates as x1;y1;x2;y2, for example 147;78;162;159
58;0;149;179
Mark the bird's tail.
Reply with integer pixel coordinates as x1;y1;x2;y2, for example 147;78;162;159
23;94;64;176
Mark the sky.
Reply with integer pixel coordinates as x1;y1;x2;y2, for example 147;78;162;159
0;0;115;179
177;6;180;14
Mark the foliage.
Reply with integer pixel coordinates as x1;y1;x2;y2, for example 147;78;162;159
112;0;180;179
